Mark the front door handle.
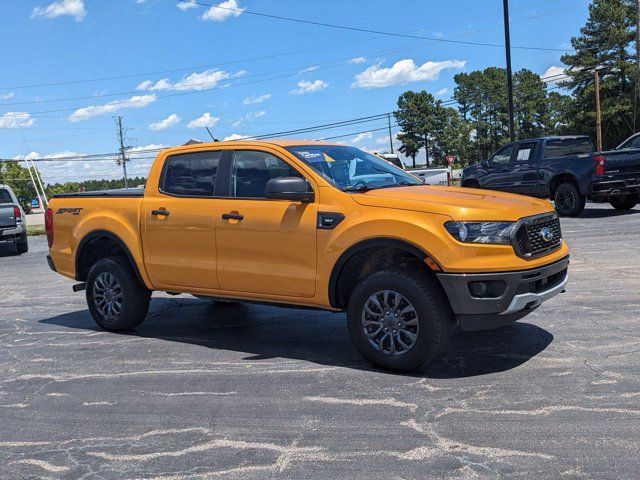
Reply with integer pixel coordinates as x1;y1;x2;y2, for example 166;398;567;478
222;213;244;221
151;209;170;216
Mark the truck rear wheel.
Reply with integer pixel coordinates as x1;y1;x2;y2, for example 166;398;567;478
16;234;28;254
554;183;585;217
346;269;453;372
86;257;151;332
610;194;638;211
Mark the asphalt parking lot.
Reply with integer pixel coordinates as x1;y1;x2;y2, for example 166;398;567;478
1;203;639;479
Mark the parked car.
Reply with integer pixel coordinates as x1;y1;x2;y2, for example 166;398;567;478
45;140;569;371
0;184;28;254
461;136;640;216
377;153;451;186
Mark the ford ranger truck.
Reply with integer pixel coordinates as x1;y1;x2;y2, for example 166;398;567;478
45;141;569;372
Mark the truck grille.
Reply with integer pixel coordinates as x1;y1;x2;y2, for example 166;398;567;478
512;214;562;259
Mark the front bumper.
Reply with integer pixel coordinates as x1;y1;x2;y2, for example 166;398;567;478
437;256;569;331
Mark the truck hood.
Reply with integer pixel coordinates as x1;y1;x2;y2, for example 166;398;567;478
350;185;554;221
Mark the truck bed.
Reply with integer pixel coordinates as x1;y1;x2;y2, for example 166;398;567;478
53;188;145;198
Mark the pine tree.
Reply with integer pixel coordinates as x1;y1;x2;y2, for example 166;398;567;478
561;0;638;148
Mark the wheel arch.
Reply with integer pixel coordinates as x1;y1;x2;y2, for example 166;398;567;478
548;172;579;199
328;237;438;309
75;230;147;287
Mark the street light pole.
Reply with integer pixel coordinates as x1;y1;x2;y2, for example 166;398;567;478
503;0;516;142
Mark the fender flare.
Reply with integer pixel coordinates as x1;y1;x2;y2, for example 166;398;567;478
75;229;146;286
328;237;429;308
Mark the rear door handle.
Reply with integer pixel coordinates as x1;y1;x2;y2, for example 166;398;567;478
222;213;244;221
151;209;170;216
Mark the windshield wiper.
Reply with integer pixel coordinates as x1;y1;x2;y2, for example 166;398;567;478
343;184;371;192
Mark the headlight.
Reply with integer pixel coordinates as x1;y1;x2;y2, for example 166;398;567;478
444;221;515;245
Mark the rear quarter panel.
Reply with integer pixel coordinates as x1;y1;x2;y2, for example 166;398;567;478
48;197;148;285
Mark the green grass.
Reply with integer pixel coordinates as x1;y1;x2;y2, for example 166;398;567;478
27;225;46;236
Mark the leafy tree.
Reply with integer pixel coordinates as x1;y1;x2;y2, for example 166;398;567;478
0;161;40;211
561;0;638;148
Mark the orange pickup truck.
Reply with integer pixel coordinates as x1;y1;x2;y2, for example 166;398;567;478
46;140;569;371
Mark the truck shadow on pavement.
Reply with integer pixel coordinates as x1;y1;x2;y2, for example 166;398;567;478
576;206;640;218
40;297;553;379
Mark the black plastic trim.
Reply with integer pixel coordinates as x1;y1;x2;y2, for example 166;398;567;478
46;254;56;272
53;188;144;198
75;229;146;286
328;238;428;308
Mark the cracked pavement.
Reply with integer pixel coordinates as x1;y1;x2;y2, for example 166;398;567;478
0;203;639;479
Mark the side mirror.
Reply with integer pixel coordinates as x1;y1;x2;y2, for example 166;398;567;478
265;177;315;203
480;159;490;168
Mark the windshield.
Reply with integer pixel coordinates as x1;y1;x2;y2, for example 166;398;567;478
286;145;422;191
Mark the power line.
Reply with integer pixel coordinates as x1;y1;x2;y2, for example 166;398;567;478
181;0;572;52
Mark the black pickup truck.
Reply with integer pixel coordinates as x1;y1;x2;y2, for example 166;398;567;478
461;135;640;216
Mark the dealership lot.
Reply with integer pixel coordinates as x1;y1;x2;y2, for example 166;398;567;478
1;203;639;479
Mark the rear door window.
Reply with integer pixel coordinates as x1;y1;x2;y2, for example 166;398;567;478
544;138;593;158
162;151;221;196
515;142;538;162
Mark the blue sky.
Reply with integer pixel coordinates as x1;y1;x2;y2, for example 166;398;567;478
0;0;589;183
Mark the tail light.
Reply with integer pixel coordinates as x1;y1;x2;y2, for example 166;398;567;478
45;208;54;248
13;205;22;221
447;170;452;186
594;154;606;175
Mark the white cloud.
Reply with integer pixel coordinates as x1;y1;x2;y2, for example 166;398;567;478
350;57;367;64
136;69;242;92
202;0;244;22
223;133;249;141
1;92;15;100
187;112;220;129
232;110;266;127
299;66;319;74
352;132;373;144
0;112;35;128
14;145;166;184
542;65;569;83
352;59;466;89
149;114;181;131
32;0;86;21
243;93;271;105
69;94;157;122
435;87;451;96
290;79;329;95
177;0;197;10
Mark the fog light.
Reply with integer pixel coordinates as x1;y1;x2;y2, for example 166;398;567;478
468;280;506;299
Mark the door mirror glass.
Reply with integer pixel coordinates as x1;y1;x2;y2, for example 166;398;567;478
265;177;315;203
480;159;490;168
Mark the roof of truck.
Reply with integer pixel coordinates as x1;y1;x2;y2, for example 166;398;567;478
519;135;592;142
161;139;345;156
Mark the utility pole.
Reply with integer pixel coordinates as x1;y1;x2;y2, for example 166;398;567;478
503;0;516;142
594;69;603;151
117;116;129;189
387;113;394;153
424;133;430;168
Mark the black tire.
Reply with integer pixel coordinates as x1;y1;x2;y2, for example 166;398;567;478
86;257;151;331
347;269;454;372
16;234;28;254
554;182;586;217
609;194;638;211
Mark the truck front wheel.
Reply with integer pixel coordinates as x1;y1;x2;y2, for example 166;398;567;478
346;269;453;372
610;194;638;211
554;183;585;217
86;257;151;332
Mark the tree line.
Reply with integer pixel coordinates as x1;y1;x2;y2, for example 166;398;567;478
394;0;639;167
